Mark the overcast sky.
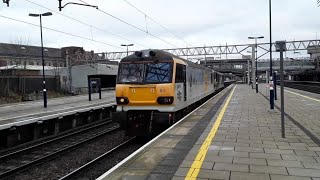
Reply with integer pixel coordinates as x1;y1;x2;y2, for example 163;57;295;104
0;0;319;58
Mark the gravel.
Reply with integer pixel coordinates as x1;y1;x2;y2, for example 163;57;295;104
10;129;138;180
73;141;143;180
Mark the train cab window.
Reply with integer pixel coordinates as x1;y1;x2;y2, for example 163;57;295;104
117;62;172;84
145;62;172;83
117;63;144;83
175;64;186;83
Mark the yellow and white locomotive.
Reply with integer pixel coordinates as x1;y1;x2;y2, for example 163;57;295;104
113;50;224;136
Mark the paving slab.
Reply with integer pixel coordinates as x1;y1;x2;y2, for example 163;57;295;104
189;84;320;180
260;84;320;145
97;84;320;180
98;85;234;180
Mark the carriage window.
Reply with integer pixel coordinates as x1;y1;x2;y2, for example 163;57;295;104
175;64;186;83
145;62;172;83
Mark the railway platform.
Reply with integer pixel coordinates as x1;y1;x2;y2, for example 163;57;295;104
260;84;320;145
0;91;116;148
0;90;115;130
98;84;320;180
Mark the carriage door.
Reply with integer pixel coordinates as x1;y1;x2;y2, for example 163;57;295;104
175;64;187;102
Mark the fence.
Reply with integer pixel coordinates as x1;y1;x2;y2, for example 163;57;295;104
0;76;59;97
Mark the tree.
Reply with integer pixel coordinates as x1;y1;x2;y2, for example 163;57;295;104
1;37;30;96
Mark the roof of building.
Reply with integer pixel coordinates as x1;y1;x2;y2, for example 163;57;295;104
0;43;62;58
0;65;54;70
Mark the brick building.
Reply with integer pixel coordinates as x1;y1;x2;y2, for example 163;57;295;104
0;43;65;68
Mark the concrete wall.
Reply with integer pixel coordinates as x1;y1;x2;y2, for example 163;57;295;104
72;64;117;89
42;63;118;93
97;64;118;75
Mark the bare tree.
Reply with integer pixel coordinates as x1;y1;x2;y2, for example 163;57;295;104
2;37;31;96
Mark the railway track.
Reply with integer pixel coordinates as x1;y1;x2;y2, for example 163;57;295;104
0;120;120;179
285;84;320;94
59;137;138;180
276;81;320;94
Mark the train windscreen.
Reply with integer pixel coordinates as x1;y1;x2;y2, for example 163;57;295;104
117;62;172;84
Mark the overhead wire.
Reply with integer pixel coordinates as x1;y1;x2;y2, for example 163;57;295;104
123;0;192;47
78;0;179;48
0;14;124;50
23;0;147;49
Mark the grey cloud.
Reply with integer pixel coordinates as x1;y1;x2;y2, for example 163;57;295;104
0;0;319;54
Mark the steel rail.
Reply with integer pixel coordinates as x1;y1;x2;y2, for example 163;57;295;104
59;137;136;180
0;121;119;179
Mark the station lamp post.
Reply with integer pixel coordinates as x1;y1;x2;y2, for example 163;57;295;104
248;36;264;93
29;12;52;108
269;0;274;109
121;44;134;56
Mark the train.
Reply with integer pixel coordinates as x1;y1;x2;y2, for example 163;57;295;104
112;49;225;136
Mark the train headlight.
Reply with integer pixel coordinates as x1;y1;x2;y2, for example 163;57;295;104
116;97;129;105
157;96;174;105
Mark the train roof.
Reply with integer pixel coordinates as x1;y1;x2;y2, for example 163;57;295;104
121;49;215;71
121;49;176;62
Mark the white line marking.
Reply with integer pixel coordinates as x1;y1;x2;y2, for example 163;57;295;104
282;89;320;103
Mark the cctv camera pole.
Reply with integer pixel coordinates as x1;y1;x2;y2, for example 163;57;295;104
280;51;285;138
276;41;286;138
280;43;285;138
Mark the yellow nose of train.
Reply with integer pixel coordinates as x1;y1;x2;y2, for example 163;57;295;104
116;84;174;106
129;86;157;104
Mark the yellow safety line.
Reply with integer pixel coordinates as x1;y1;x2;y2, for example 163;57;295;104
284;89;320;103
185;85;237;180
